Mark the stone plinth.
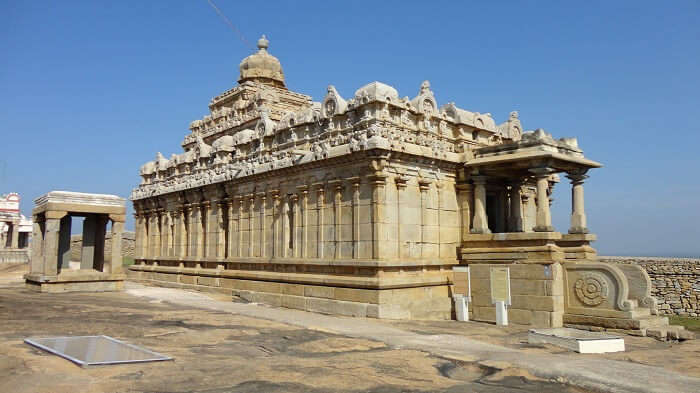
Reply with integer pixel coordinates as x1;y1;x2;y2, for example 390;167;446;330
26;191;126;293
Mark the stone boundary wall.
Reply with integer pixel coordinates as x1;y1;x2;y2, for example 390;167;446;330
70;231;135;262
601;257;700;317
0;249;29;264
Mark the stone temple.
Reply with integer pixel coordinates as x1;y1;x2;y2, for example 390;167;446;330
130;36;674;333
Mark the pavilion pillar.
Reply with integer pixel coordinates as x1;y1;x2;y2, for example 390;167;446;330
10;221;19;249
42;215;62;276
456;183;474;241
531;169;554;232
567;172;589;234
133;214;142;259
94;215;108;271
470;176;490;234
81;215;97;270
57;215;72;270
109;217;124;274
30;219;44;274
508;181;524;232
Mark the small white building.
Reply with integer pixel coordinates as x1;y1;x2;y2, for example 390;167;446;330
0;193;32;249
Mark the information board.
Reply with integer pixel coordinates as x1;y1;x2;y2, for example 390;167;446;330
490;267;511;305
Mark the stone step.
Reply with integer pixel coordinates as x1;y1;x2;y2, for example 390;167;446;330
637;315;669;329
646;324;695;341
628;306;650;319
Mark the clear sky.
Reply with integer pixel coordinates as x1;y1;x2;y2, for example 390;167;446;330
1;1;698;257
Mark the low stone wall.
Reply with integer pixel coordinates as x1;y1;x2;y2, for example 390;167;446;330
70;231;135;262
601;257;700;317
0;249;30;264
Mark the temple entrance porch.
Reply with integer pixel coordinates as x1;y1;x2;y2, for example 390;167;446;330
453;133;680;335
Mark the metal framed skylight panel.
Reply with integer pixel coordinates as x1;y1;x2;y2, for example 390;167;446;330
24;335;173;367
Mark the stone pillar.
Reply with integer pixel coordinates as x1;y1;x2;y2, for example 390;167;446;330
182;205;191;257
109;217;124;274
133;214;142;259
298;186;309;258
10;221;19;249
143;213;151;258
216;200;227;258
291;193;299;257
508;181;524;232
496;186;507;233
42;216;62;277
456;183;474;241
57;215;72;271
154;211;163;258
248;195;255;258
172;209;182;257
281;194;288;258
333;182;343;259
199;201;209;258
395;177;408;258
81;215;97;269
470;176;490;234
370;174;387;258
226;198;235;258
189;203;199;257
351;179;360;259
316;185;325;258
259;193;266;258
419;179;432;257
160;212;170;258
271;191;280;257
236;197;244;257
531;169;555;232
30;219;44;274
567;172;589;234
94;215;108;271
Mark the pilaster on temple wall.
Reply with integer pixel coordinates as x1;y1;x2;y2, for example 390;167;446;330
132;157;461;264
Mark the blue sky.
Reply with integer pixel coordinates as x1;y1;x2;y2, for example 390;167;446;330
1;1;698;257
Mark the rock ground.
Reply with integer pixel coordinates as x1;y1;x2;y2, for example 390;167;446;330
1;263;698;393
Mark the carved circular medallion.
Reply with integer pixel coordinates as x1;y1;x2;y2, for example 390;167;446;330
574;273;608;306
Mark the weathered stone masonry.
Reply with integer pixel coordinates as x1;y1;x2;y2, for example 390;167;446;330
602;257;700;317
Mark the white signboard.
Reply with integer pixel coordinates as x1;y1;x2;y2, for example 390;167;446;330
490;266;511;306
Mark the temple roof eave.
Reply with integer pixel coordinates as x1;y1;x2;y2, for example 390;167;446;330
464;151;602;178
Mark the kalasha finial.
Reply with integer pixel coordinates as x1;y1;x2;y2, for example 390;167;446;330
257;34;269;50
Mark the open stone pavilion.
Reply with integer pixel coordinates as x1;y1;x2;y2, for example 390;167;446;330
129;36;680;335
25;191;126;292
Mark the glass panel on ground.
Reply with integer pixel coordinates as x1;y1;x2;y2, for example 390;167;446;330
24;335;172;367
